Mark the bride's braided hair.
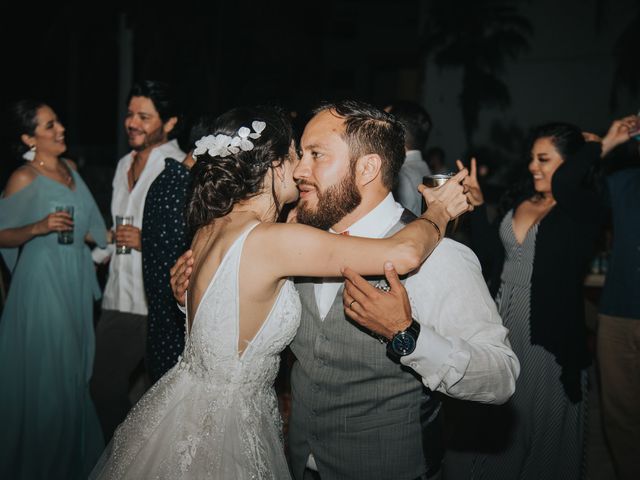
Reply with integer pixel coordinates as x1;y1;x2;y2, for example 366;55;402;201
187;106;293;232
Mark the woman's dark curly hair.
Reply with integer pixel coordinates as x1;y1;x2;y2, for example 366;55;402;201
187;106;294;232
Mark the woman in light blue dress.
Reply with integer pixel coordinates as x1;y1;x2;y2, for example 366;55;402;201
0;100;107;479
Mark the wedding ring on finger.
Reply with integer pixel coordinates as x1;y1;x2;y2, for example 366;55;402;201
349;300;357;309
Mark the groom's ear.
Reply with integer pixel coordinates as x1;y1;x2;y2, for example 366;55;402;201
356;154;382;186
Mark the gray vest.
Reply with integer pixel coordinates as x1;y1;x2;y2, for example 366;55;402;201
288;211;442;480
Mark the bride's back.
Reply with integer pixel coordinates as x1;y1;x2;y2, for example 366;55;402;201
188;214;291;359
185;216;299;384
184;105;299;363
187;216;246;333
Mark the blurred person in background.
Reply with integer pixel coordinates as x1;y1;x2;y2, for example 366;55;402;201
444;122;607;479
0;99;107;478
426;146;447;174
142;114;215;383
594;113;640;480
386;100;433;216
90;80;186;442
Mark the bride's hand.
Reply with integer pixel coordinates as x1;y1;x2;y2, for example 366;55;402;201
170;250;194;306
419;168;471;221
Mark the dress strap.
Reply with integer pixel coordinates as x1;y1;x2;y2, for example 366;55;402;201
184;221;261;340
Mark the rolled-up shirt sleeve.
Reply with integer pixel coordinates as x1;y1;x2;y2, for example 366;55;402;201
400;238;520;404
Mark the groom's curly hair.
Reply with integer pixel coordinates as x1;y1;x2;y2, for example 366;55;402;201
187;106;294;233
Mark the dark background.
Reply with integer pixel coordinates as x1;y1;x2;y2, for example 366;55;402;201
1;0;639;213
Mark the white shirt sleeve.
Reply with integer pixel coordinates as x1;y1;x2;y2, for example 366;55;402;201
91;243;114;264
400;239;520;404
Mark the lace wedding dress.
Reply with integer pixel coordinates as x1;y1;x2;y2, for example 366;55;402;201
91;224;301;479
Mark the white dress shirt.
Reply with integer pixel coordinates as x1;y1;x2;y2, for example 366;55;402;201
315;193;519;404
395;150;432;216
100;140;186;315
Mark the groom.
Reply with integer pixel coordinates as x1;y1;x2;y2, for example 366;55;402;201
289;101;517;480
172;100;518;479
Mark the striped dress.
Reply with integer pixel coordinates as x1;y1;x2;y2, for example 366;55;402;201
489;210;587;478
444;210;587;480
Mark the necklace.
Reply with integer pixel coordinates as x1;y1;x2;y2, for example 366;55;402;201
35;159;73;186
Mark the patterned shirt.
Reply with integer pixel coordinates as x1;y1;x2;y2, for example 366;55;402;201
142;157;191;381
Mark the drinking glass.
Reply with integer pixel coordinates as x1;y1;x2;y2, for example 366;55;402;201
115;215;134;254
421;173;455;214
55;205;74;245
422;173;455;188
421;172;460;232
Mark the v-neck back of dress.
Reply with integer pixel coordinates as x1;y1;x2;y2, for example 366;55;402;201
90;222;300;479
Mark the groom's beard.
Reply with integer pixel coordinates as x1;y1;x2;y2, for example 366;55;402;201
296;172;362;231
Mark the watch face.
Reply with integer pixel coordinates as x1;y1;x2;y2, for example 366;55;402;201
391;331;416;356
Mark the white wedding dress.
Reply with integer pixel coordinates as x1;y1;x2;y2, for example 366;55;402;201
91;223;301;479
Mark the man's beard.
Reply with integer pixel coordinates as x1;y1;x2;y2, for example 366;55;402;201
296;172;362;230
130;124;166;152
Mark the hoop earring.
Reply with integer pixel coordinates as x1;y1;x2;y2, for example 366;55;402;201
23;145;36;162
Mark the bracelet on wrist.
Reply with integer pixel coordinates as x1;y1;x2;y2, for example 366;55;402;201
416;217;442;243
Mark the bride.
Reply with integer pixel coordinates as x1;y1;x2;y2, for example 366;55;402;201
90;105;468;479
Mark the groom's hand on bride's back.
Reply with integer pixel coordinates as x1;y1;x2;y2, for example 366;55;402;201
170;250;194;306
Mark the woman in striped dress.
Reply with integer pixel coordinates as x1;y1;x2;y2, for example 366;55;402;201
444;123;604;480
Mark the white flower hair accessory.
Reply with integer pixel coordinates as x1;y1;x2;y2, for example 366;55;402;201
193;120;266;159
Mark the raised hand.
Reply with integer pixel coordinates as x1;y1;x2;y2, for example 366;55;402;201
456;158;484;207
419;168;471;220
170;250;194;306
601;115;639;157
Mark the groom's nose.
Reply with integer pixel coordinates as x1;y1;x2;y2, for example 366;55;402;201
293;155;311;181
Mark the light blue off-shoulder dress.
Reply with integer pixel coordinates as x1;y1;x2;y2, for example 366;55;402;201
0;165;107;479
